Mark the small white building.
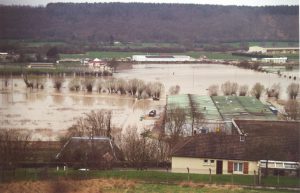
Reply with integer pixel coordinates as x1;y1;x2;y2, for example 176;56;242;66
261;57;287;64
248;46;299;54
132;55;194;62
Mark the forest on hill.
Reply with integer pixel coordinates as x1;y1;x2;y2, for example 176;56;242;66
0;3;298;44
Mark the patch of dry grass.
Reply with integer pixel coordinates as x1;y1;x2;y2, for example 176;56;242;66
0;178;136;193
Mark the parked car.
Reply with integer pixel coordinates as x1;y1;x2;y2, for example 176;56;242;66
149;110;156;117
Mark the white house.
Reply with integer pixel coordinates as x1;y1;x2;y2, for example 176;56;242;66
172;120;300;176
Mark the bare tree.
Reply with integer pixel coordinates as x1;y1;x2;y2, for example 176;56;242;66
266;83;281;99
151;82;164;99
137;79;146;98
284;100;300;120
239;84;249;96
116;78;127;95
221;81;238;95
207;84;219;96
82;78;95;92
66;110;113;138
251;83;264;99
69;78;81;91
53;76;64;91
0;129;32;168
23;74;45;89
127;79;139;96
286;83;299;100
169;85;180;95
97;79;104;93
121;127;158;169
165;106;187;148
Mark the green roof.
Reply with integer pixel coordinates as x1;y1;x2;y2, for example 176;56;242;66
166;95;277;122
211;96;277;121
189;95;222;120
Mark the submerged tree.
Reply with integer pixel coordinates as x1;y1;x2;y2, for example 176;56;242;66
239;84;249;96
169;85;180;95
221;81;238;96
53;76;65;91
207;84;219;96
251;83;264;99
82;78;95;92
286;83;299;100
69;78;81;91
266;83;281;99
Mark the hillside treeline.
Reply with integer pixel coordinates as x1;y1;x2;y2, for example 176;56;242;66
0;3;298;43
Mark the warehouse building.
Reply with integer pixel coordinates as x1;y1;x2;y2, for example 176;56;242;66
132;55;194;62
248;46;299;54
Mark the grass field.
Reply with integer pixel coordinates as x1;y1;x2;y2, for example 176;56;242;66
2;169;299;188
60;51;250;60
0;178;297;193
0;179;297;193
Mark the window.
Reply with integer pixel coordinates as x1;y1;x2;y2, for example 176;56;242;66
210;160;215;164
203;159;209;165
233;162;243;173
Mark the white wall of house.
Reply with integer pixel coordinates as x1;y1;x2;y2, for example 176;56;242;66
172;156;258;175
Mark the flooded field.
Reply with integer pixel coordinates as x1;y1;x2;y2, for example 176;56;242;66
0;63;297;140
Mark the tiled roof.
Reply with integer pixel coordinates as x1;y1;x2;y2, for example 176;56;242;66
172;120;300;162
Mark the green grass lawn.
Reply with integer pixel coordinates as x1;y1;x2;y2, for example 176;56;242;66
60;51;250;60
2;169;299;188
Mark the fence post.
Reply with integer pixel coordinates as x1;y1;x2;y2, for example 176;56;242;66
187;167;190;181
231;172;233;185
209;168;212;183
253;170;256;186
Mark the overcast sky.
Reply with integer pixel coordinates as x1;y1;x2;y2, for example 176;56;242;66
0;0;299;6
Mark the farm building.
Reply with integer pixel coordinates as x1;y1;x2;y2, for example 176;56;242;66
132;55;194;62
211;96;277;121
261;57;288;63
165;94;224;136
56;136;123;169
248;46;299;54
171;120;300;175
27;63;55;69
164;95;277;136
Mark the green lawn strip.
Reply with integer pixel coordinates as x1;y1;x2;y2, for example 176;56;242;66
1;169;299;190
61;51;250;60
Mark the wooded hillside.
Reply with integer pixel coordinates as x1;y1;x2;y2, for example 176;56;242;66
0;3;298;43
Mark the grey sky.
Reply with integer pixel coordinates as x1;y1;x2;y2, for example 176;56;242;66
0;0;298;6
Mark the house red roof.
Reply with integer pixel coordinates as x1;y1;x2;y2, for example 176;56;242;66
172;120;300;162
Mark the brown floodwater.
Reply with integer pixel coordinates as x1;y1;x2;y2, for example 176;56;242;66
0;63;297;140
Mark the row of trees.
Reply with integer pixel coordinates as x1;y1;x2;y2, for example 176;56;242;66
22;75;164;99
68;77;164;99
207;81;299;100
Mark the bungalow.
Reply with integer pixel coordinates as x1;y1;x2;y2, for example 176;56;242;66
171;120;299;176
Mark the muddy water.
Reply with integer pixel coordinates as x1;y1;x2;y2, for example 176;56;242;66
116;63;297;98
0;64;297;139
